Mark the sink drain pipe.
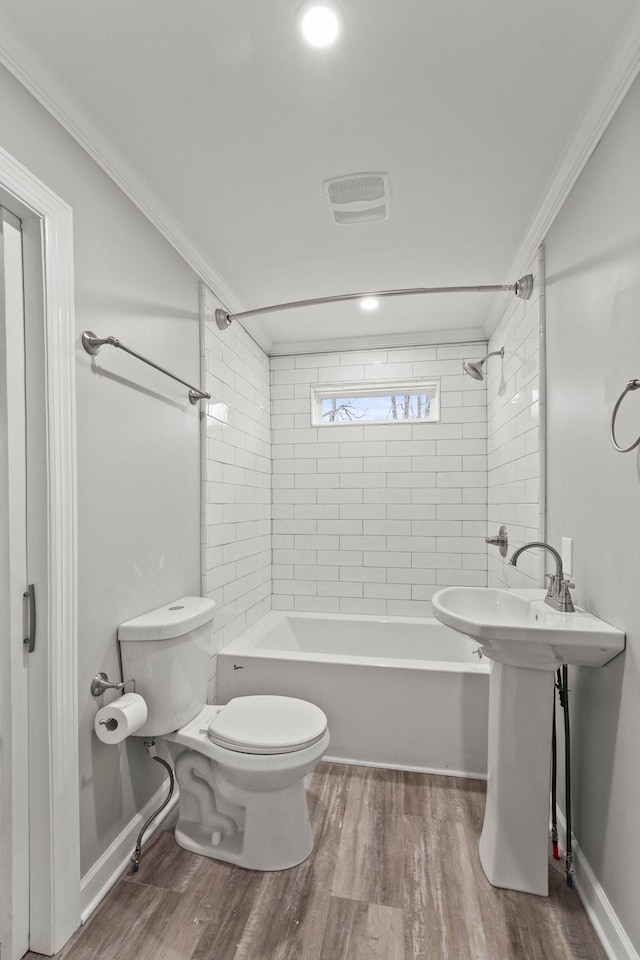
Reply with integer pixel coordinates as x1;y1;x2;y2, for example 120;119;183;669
555;667;574;888
550;696;560;861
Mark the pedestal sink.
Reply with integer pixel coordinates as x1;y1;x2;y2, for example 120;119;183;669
432;587;624;896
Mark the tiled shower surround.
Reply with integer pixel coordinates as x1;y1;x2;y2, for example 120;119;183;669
200;285;271;699
199;271;543;648
270;344;489;616
486;252;544;589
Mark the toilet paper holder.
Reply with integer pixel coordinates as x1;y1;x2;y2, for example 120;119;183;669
91;671;136;697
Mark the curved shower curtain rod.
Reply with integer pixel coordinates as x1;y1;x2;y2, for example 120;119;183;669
214;274;534;329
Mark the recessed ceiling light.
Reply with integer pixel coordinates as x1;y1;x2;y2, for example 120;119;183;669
360;297;380;312
299;3;341;48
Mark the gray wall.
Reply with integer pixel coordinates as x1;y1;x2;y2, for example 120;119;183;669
545;75;640;951
0;65;201;875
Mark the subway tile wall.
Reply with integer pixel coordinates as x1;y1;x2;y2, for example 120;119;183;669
486;249;545;588
200;285;271;700
197;266;543;674
270;343;489;616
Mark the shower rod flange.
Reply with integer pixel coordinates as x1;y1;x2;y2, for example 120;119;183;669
514;274;534;301
214;274;534;329
215;311;233;330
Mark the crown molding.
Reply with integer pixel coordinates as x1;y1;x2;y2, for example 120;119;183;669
0;16;268;346
268;327;487;356
486;3;640;337
236;319;273;354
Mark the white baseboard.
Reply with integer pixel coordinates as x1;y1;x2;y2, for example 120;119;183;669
556;809;639;960
80;785;179;924
323;753;487;780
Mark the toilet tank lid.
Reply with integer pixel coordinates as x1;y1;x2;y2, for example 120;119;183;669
118;597;216;642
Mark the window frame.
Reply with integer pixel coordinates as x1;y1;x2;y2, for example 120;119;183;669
311;377;441;427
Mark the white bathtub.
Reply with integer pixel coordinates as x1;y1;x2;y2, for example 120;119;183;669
217;611;490;778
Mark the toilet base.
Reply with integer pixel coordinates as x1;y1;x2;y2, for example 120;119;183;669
173;777;314;871
164;709;329;871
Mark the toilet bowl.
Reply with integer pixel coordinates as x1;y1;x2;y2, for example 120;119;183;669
118;598;330;871
165;697;330;870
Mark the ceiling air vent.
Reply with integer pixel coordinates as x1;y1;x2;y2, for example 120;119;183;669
323;172;390;225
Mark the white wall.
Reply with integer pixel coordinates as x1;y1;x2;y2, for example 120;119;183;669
486;253;545;586
544;73;640;955
270;343;488;616
0;65;201;877
200;286;271;700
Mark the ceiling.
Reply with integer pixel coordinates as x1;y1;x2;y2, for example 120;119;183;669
0;0;637;351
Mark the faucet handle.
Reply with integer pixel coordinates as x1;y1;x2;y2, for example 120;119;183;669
545;572;567;603
559;579;576;613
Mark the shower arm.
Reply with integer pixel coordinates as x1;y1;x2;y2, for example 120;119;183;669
479;348;505;367
214;274;534;329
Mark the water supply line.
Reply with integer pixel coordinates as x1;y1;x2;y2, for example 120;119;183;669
130;740;175;874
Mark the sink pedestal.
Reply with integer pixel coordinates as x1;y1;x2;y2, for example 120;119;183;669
432;585;625;896
479;661;555;896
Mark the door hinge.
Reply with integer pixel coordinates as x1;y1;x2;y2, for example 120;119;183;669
23;583;35;652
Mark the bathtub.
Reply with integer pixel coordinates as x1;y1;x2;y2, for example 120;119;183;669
217;611;490;778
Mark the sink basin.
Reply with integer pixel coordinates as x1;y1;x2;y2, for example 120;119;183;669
432;586;624;669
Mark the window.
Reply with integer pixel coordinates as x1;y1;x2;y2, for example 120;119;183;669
311;379;440;426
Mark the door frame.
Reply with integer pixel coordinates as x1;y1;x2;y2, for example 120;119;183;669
0;145;79;953
1;205;30;960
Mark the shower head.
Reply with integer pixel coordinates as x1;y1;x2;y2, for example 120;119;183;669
462;359;485;380
462;347;504;381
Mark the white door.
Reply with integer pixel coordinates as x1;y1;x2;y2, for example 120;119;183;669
0;206;31;960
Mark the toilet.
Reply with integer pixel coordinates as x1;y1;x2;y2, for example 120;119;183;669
118;597;329;871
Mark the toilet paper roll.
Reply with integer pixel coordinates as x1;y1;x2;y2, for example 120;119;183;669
94;693;148;744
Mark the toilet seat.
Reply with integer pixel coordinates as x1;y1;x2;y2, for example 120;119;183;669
207;695;328;755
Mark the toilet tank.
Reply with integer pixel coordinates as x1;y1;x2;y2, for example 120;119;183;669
118;597;216;737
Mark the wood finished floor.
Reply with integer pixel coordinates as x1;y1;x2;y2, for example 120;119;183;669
28;763;607;960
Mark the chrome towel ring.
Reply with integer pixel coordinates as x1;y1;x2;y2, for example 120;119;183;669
610;379;640;452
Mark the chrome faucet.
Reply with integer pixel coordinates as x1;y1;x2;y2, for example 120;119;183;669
508;541;575;613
